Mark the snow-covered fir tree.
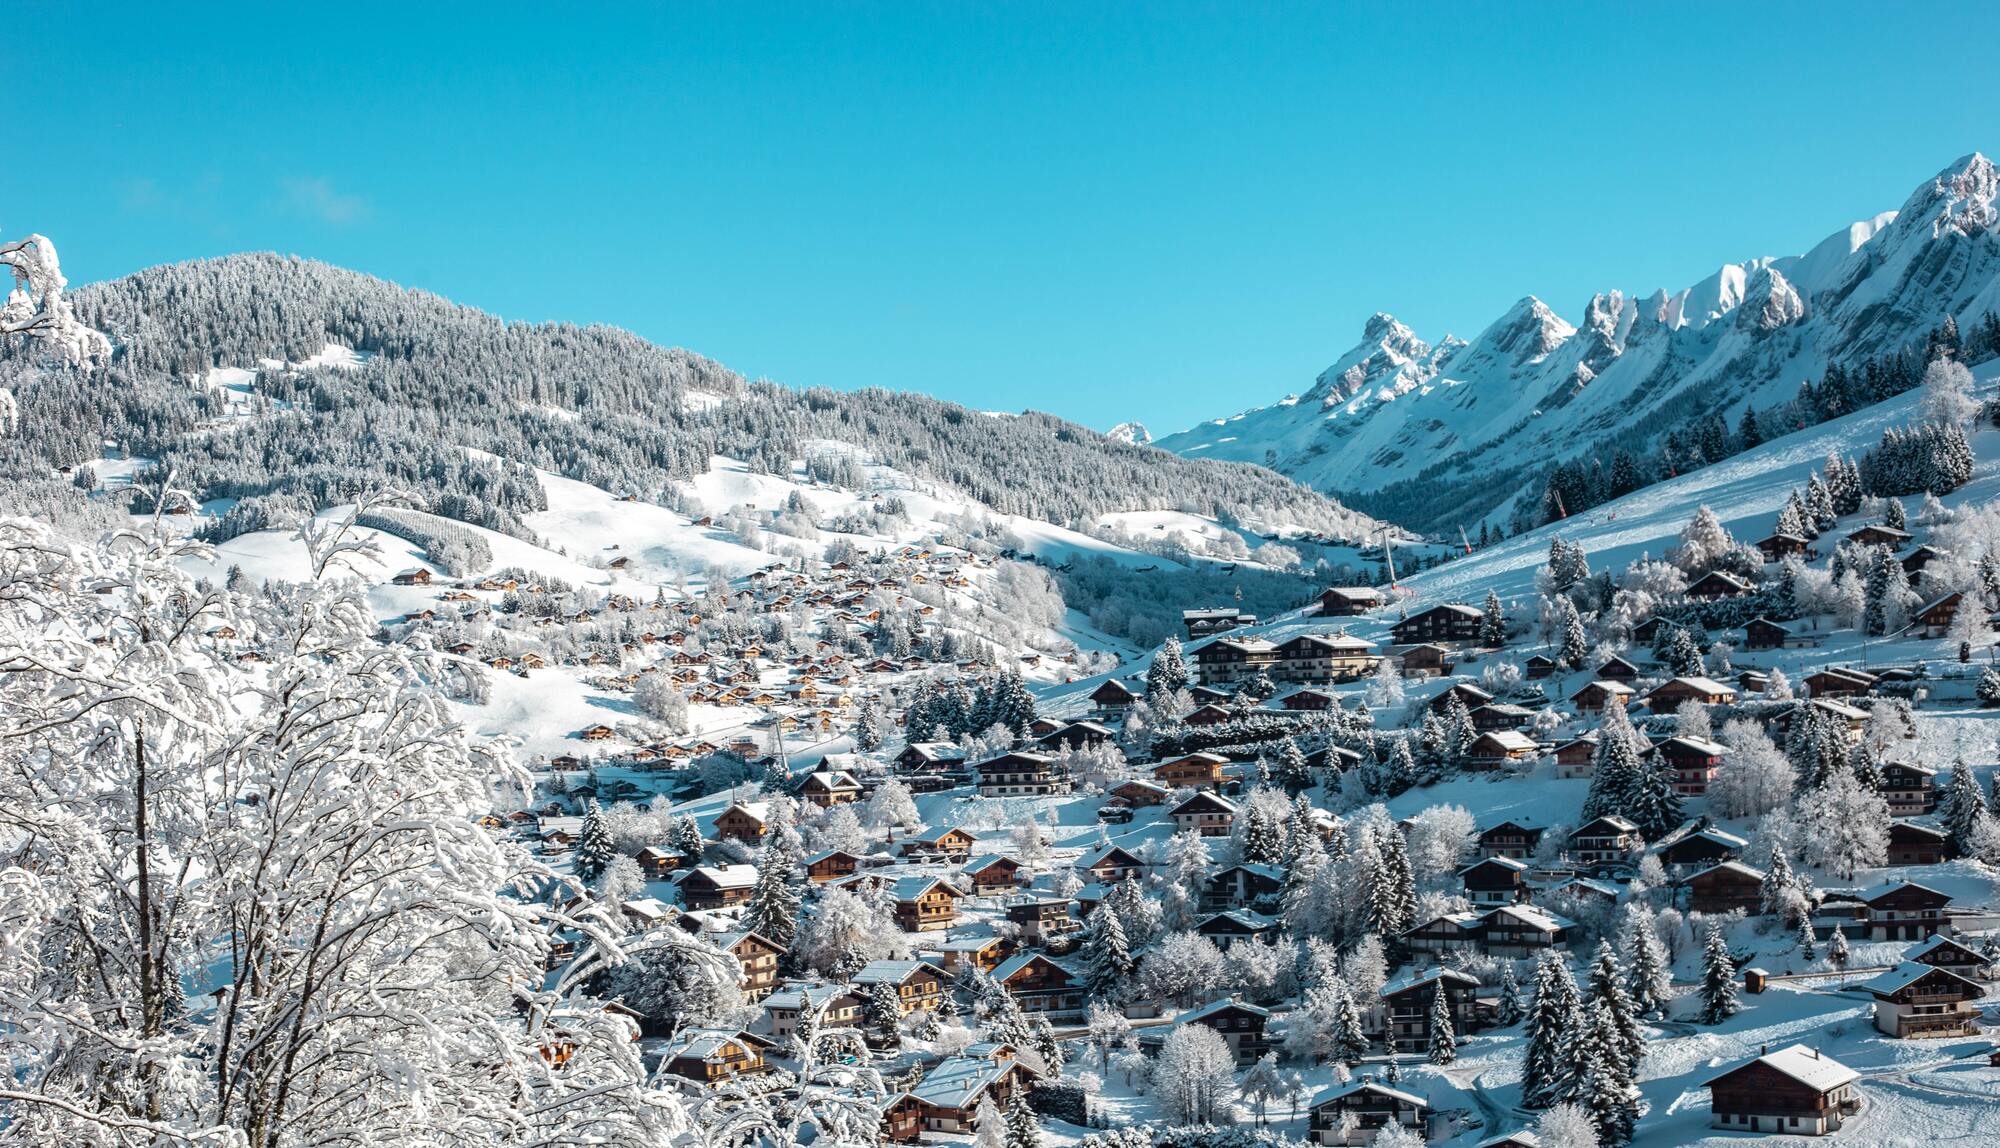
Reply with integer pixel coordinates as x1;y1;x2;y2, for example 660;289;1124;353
1697;924;1741;1024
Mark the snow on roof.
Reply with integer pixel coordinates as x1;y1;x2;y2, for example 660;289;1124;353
1860;879;1950;903
990;951;1076;983
1687;860;1765;883
683;864;759;889
764;982;855;1010
891;875;957;900
853;959;945;985
1474;731;1538;752
1860;960;1982;996
909;1054;1025;1106
1481;903;1575;932
1180;997;1271;1023
1461;855;1529;874
1310;1076;1429;1109
1380;965;1480;997
1647;675;1735;696
1701;1043;1860;1093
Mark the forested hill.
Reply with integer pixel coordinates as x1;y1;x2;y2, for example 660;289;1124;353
0;253;1386;542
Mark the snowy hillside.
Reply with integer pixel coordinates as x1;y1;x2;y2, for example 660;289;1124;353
1158;153;2000;532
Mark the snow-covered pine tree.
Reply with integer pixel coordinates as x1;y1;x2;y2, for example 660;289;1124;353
1697;924;1740;1024
574;799;616;880
853;698;884;751
1426;981;1457;1065
745;843;804;948
1621;904;1673;1020
1624;744;1684;840
669;812;707;861
864;980;904;1044
1481;590;1507;647
1497;961;1525;1026
1521;951;1583;1108
1079;901;1135;1002
1556;596;1588;669
1829;923;1849;969
1581;705;1643;822
1939;759;1988;853
1576;1000;1639;1147
1330;979;1369;1063
1797;916;1818;961
1586;940;1644;1081
1146;637;1190;701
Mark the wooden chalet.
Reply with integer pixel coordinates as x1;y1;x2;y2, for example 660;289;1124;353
891;876;963;931
1913;591;1965;638
1179;998;1271;1063
960;854;1027;896
1857;881;1951;942
764;983;862;1037
1887;819;1951;866
1037;720;1115;751
1878;762;1938;816
1861;961;1984;1038
1193;637;1279;685
1389;602;1483;645
973;751;1066;797
1153;751;1230;790
1398;643;1452;678
1756;532;1811;563
1846;523;1913;548
1428;681;1494;714
989;952;1085;1022
658;1029;775;1086
1196;908;1280;950
1553;732;1601;779
713;801;771;844
1571;679;1635;715
712;929;784;1000
1088;677;1140;718
1309;1078;1431;1146
1651;734;1727;796
1183;607;1258;640
1742;617;1795;651
675;865;758;910
1686;570;1753;600
1642;675;1738;712
1458;855;1529;905
851;960;947;1016
1280;687;1343;711
905;1049;1040;1135
1702;1044;1858;1135
1477;819;1547;860
1319;585;1386;616
1466;730;1538;768
900;826;978;859
1182;703;1236;727
1687;861;1765;914
1803;666;1877;699
390;567;433;586
1077;844;1147;884
1201;863;1285;912
1478;903;1574;957
797;769;863;807
1568;816;1642;867
805;849;864;883
1169;791;1237;837
1524;654;1558;680
1595;654;1641;681
1272;631;1380;682
1381;966;1480;1053
1652;823;1747;873
1905;934;1991;980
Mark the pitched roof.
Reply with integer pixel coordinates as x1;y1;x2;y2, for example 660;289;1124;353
1310;1077;1429;1109
1180;997;1271;1023
1701;1043;1860;1093
1860;960;1983;997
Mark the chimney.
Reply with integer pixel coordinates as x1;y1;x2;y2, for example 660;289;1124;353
1760;1044;1768;1055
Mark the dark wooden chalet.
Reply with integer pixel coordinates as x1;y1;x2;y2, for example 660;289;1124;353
1701;1044;1858;1135
1389;602;1484;645
1687;861;1765;914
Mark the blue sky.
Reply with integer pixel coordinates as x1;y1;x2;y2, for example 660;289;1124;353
18;2;1999;432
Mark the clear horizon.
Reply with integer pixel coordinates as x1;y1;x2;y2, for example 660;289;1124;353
18;1;2000;433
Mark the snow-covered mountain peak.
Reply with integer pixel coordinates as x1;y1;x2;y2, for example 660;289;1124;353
1737;266;1808;332
1106;421;1152;445
1309;311;1437;404
1913;151;1998;239
1470;295;1574;366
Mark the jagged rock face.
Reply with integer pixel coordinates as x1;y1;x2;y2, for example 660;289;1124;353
1155;152;2000;531
1106;421;1152;446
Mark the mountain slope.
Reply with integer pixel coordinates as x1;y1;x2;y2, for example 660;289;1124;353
1157;152;2000;533
0;253;1390;546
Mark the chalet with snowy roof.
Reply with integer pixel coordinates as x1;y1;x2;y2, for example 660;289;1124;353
1642;675;1737;712
675;865;758;911
1743;618;1806;653
1320;585;1385;616
1847;522;1913;548
930;932;1012;977
895;741;967;773
1803;666;1877;699
960;854;1026;896
1906;933;1991;979
1651;734;1728;796
1309;1077;1431;1145
1568;680;1632;716
1587;653;1637;682
1428;681;1494;714
1380;966;1480;1053
1182;702;1236;727
635;846;683;878
1280;686;1343;711
1106;778;1171;808
1477;819;1546;860
1686;861;1764;914
577;723;616;742
1273;632;1380;682
1702;1043;1859;1135
1078;844;1146;884
1878;761;1939;816
1037;719;1115;751
1466;730;1538;768
1004;897;1079;946
1888;819;1951;866
1567;816;1642;867
1479;903;1574;957
1652;823;1748;873
1756;532;1812;563
1180;998;1271;1063
763;983;862;1036
852;960;947;1016
390;567;433;586
1398;642;1452;678
1088;677;1139;718
1686;570;1753;600
711;929;784;1000
1195;908;1280;950
1404;909;1484;956
1390;602;1483;645
1193;637;1280;685
1470;702;1537;731
796;769;862;807
1183;607;1258;639
713;802;770;844
1153;750;1231;790
1306;744;1366;775
804;849;863;882
906;1049;1040;1135
1460;856;1530;905
891;876;963;931
1862;961;1984;1039
973;751;1065;797
1170;791;1237;837
989;952;1085;1021
1858;881;1952;941
1913;591;1965;638
1201;863;1285;912
1630;615;1676;644
1523;654;1558;680
900;826;978;860
1553;731;1601;778
658;1029;775;1086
